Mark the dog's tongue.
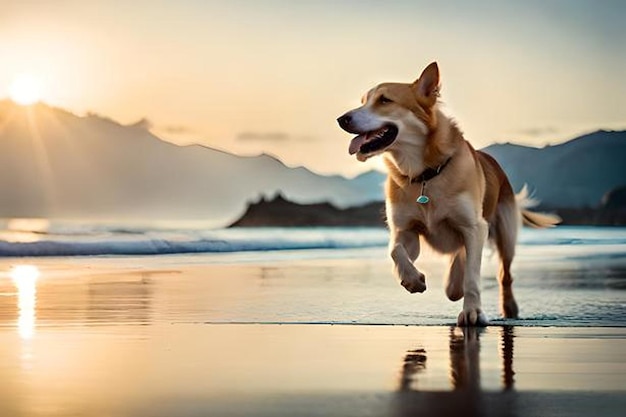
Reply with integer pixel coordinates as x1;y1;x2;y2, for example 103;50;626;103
349;134;367;155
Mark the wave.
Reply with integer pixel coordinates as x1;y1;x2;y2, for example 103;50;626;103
520;237;626;246
0;228;389;257
518;226;626;247
1;225;625;257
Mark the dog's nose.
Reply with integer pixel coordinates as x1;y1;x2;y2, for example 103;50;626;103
337;113;352;131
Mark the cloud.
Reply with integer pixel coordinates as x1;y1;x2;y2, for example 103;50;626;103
515;126;559;137
236;132;318;142
160;125;195;134
237;132;290;142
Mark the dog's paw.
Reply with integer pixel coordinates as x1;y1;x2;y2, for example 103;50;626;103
445;282;464;301
501;297;519;319
457;308;488;327
400;270;427;293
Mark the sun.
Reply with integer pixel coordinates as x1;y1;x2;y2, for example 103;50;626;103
9;74;43;105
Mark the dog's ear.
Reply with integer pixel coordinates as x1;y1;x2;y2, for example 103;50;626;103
413;62;440;106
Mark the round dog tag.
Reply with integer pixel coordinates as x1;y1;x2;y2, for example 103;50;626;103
416;195;430;204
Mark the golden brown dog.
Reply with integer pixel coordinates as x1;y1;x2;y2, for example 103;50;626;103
337;62;559;326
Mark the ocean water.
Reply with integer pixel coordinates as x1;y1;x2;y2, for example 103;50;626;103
0;219;625;258
0;220;389;256
0;221;623;328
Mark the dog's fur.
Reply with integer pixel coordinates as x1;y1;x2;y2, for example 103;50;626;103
338;62;559;326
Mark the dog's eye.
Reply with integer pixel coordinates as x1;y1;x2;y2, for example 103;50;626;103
379;96;392;104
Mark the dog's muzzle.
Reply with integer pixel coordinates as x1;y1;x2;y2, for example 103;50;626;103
337;113;358;134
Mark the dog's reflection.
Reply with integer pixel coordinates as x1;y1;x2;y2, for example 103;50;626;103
399;347;428;391
448;326;482;391
394;326;516;417
499;326;515;390
400;326;515;392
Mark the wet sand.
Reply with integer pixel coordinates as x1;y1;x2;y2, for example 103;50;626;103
0;253;625;416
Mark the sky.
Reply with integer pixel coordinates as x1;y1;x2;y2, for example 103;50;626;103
1;0;625;176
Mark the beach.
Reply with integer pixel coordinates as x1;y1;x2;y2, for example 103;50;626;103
2;1;624;415
0;227;625;416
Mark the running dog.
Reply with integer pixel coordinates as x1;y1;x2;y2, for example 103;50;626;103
337;62;559;326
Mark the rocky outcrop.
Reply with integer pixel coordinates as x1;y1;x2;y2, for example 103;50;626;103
229;194;386;227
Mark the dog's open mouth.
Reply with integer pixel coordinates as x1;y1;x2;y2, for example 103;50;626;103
348;124;398;161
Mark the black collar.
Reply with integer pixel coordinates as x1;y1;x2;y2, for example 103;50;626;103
410;157;452;184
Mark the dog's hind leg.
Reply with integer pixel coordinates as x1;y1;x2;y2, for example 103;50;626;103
494;200;519;318
389;229;426;293
445;249;465;301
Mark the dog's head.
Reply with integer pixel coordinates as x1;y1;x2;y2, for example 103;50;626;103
337;62;440;162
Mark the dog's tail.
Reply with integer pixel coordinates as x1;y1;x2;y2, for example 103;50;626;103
515;185;561;228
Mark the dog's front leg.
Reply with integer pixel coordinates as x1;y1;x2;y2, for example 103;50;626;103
457;220;489;326
389;229;426;293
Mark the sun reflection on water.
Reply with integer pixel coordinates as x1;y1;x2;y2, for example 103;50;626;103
10;265;39;339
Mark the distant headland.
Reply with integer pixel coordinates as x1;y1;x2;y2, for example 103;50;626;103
230;188;626;228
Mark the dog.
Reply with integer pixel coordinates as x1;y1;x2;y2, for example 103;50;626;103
337;62;559;326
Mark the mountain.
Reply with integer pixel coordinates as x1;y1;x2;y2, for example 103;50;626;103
0;100;384;225
482;130;626;208
2;100;621;226
229;193;386;227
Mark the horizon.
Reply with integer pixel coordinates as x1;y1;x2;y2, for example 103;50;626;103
1;1;626;176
